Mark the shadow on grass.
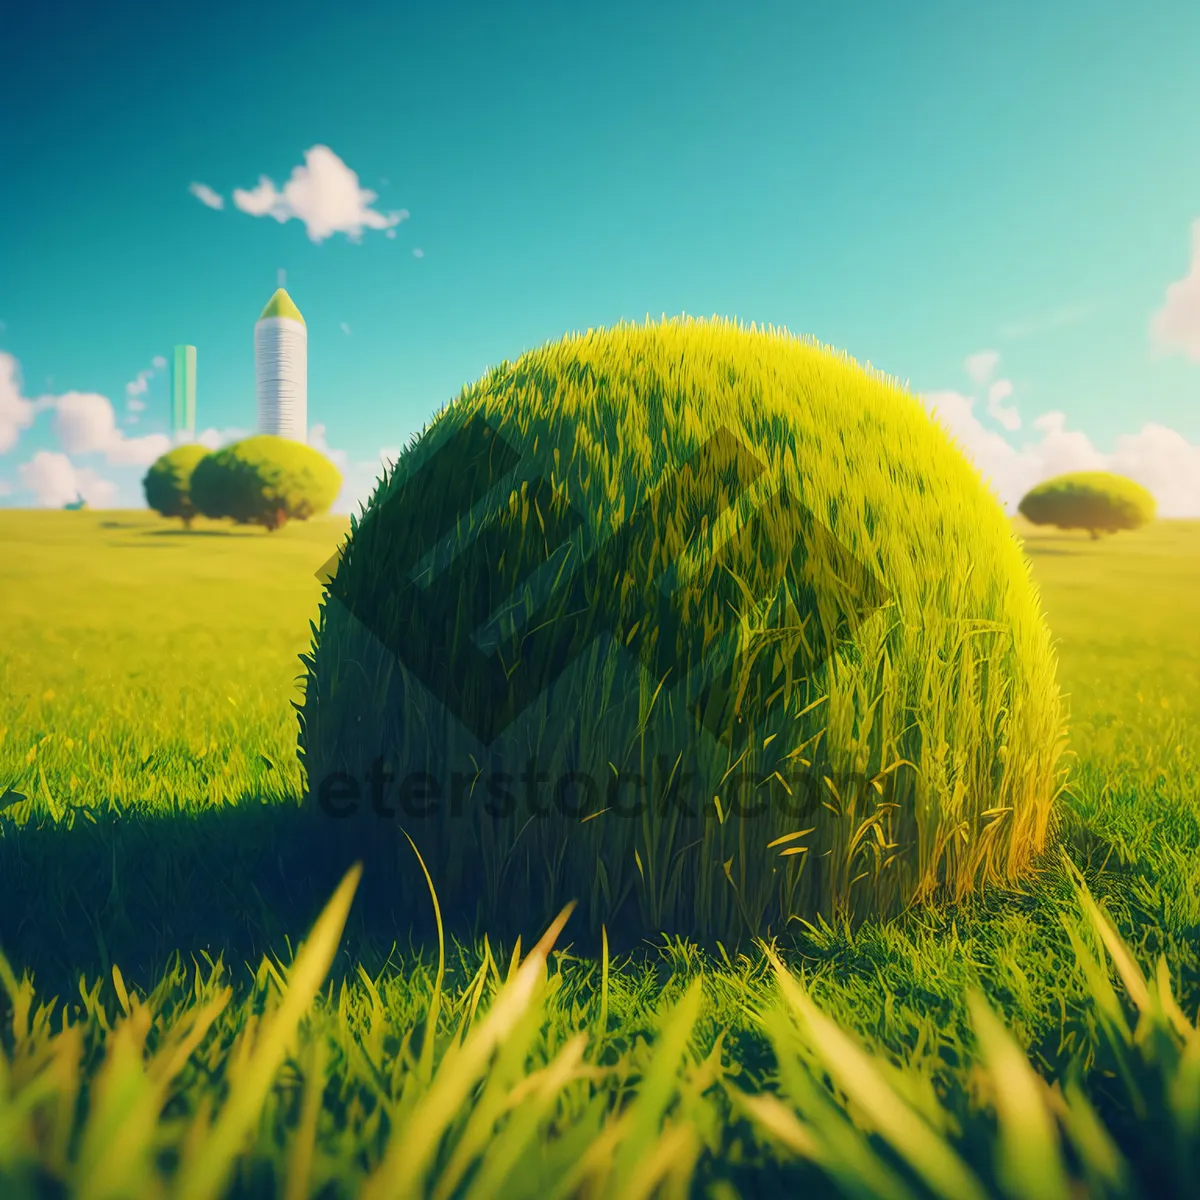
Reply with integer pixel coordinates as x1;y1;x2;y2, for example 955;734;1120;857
143;528;255;538
0;797;624;997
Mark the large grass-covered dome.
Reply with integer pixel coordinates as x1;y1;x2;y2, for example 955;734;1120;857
299;317;1067;943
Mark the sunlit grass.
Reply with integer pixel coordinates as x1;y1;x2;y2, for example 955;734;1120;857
0;508;1197;1196
301;319;1068;942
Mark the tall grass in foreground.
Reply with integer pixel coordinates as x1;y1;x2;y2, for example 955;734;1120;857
0;857;721;1200
1;856;1196;1198
739;855;1200;1199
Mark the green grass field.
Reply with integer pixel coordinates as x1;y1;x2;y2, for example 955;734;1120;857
1;508;1198;1198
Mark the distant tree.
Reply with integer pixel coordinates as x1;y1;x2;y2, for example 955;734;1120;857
190;435;343;532
1018;471;1156;540
143;445;211;528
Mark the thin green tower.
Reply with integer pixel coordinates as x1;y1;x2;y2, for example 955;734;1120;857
171;345;196;439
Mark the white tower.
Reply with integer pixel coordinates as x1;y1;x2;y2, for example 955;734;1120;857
255;288;307;441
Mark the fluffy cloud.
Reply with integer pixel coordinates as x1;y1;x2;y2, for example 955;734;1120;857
231;146;409;244
1107;422;1200;516
413;247;425;258
964;350;999;385
54;392;170;466
0;352;45;453
180;426;251;451
124;356;167;412
340;322;352;336
309;424;408;515
2;350;176;464
3;352;170;461
959;350;1021;432
17;451;117;508
986;378;1020;431
921;390;1200;516
307;423;345;461
1150;217;1200;361
189;182;225;210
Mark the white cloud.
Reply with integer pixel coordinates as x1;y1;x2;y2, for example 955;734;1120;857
54;392;170;466
231;146;409;244
921;390;1200;516
307;423;347;469
413;247;424;258
189;182;225;210
124;356;166;411
0;352;44;453
0;479;11;497
986;378;1020;431
340;322;352;336
17;451;117;508
964;350;999;385
1108;423;1200;516
53;393;125;453
1150;217;1200;362
3;351;169;460
309;424;408;514
184;426;250;451
385;230;397;240
106;435;171;466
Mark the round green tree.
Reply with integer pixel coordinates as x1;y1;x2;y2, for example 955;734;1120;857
1018;471;1156;539
191;435;343;531
143;444;211;528
299;317;1067;944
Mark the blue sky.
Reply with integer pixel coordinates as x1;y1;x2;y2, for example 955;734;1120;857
2;0;1199;513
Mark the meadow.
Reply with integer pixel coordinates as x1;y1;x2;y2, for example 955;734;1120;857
0;508;1197;1198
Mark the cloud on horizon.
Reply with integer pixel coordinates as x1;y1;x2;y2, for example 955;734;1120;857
309;423;407;515
1150;217;1200;361
54;393;170;467
4;339;1197;518
0;352;49;453
922;388;1200;517
18;451;118;508
172;426;251;451
229;146;409;244
986;378;1020;432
